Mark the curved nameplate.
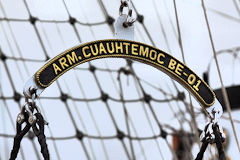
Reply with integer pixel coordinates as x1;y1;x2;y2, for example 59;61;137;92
35;39;215;108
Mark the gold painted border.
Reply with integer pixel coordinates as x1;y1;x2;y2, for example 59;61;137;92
35;39;215;107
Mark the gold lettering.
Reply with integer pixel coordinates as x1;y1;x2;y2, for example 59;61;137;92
149;50;157;60
157;53;165;64
175;63;184;76
132;44;138;55
188;74;196;85
90;44;99;56
67;52;78;65
82;46;90;58
53;63;62;75
139;46;149;57
99;43;107;54
193;80;201;91
106;42;115;53
168;59;177;70
115;42;123;53
123;42;130;54
59;57;69;69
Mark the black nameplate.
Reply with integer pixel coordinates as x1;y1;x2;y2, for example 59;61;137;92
35;39;215;108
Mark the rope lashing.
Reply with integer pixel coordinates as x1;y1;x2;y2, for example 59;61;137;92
9;111;31;160
9;100;49;160
195;124;226;160
32;113;50;160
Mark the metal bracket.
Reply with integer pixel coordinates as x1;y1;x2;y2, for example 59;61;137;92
21;76;48;125
23;75;44;99
115;0;135;40
201;99;225;143
114;14;135;40
205;98;223;122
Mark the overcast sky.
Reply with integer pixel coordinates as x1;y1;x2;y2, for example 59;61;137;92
0;0;240;159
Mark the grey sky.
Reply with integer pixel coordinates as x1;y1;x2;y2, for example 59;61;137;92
0;0;240;159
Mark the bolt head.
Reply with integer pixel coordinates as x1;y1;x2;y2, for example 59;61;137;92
28;116;35;124
17;114;24;124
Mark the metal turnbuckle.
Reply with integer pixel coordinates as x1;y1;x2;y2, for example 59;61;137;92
200;98;224;142
17;87;48;125
200;111;225;144
119;0;135;28
17;102;35;125
11;92;49;160
196;121;226;160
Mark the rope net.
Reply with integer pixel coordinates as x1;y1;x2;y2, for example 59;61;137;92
0;0;240;159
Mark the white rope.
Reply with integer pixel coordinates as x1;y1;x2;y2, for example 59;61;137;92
232;0;240;17
172;0;201;146
201;0;240;153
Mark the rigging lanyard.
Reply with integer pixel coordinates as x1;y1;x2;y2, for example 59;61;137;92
10;0;226;159
9;1;136;160
9;94;49;160
196;124;226;160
